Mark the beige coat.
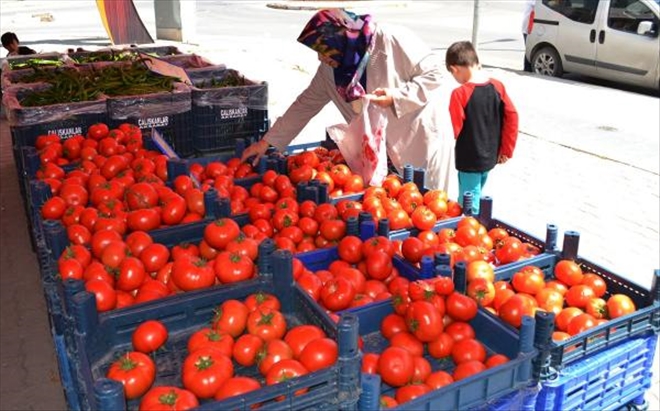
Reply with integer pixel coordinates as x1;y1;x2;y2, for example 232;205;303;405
265;23;455;192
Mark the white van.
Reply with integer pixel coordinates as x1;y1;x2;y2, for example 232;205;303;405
525;0;660;90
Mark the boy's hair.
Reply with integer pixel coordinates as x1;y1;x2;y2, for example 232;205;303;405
445;41;480;71
1;32;19;48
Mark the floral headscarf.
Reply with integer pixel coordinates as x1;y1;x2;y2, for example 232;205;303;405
297;9;375;102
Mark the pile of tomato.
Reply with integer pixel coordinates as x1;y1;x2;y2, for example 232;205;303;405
360;277;512;407
58;217;261;312
400;216;541;269
463;258;637;339
105;293;340;409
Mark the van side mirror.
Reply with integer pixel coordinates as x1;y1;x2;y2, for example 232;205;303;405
636;21;657;36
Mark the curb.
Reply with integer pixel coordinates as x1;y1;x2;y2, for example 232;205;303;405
266;1;410;11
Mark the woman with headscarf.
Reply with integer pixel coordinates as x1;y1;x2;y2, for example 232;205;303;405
241;9;454;192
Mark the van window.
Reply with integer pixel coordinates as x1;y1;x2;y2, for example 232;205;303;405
608;0;659;33
542;0;599;23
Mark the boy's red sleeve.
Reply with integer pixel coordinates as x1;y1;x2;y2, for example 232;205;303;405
449;87;467;139
493;80;519;157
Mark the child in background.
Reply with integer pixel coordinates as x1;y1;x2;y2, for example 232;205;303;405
1;32;36;56
445;41;518;215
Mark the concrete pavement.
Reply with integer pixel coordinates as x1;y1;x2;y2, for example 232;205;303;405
1;1;658;410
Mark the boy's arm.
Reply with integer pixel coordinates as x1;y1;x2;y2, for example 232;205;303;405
448;87;467;139
493;81;519;158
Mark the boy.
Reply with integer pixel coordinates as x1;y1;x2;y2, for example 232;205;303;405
445;41;518;215
1;32;36;56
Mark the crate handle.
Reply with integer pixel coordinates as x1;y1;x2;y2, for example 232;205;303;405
545;224;558;252
561;231;580;260
271;249;294;315
377;218;390;237
403;164;414;182
435;264;452;278
479;196;493;225
434;253;451;268
462;191;474;217
357;373;382;411
360;220;376;241
419;255;434;279
454;261;467;293
43;219;68;262
94;378;126;411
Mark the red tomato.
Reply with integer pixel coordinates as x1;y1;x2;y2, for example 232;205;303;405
453;360;487;381
425;370;454;389
377;346;414;387
284;325;326;358
212;299;249;338
499;294;537;328
139;386;199;411
187;328;234;357
606;294;636;319
132;320;168;353
427;332;455;359
214;377;261;402
244;292;281;312
446;292;478;322
554;260;584;286
405;300;443;342
565;284;596;308
451;338;487;364
395;383;431;405
380;313;408;340
299;337;338;372
232;334;264;367
182;347;234;399
257;339;294;375
85;279;117;312
494;237;524;265
362;353;380;374
320;277;356;311
485;354;510;369
265;359;309;398
214;251;255;284
581;273;607;298
247;308;287;342
444;322;476;342
106;352;155;399
337;236;363;263
204;218;241;250
171;255;215;291
140;243;170;273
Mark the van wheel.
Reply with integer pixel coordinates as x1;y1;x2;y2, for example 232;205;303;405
532;47;563;77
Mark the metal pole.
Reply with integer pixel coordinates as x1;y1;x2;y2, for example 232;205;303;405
472;0;480;50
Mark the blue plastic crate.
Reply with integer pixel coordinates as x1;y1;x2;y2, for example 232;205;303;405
493;251;660;370
469;384;539;411
106;85;193;157
65;251;360;411
354;303;537;411
187;68;269;156
535;334;658;411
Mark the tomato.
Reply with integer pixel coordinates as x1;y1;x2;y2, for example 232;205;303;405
494;236;524;265
226;234;258;261
182;347;234;399
412;356;432;383
140;243;170;273
554;260;584;286
485;354;510;369
535;288;564;315
59;244;92;269
299;337;338;372
214;251;255;284
434;277;455;296
319;219;346;241
512;266;545;295
405;300;443;342
380;396;399;409
411;205;437;231
335;267;366;295
59;258;84;281
337;236;363;263
88;123;110;140
41;196;67;220
245;292;281;313
265;359;309;398
204;218;241;250
499;293;537;328
606;294;636;319
171;255;215;291
284;325;326;358
365;250;393;281
132;320;168;353
567;313;598;336
362;352;380;374
377;346;414;387
171;243;200;261
214;376;261;402
555;307;584;332
117;257;147;292
257;339;294;375
427;332;455;359
297;272;323;301
453;360;487;381
444;322;476;342
188;328;234;357
446;292;478;322
581;273;607;298
425;370;454;389
212;300;249;338
247;308;287;342
125;231;153;258
565;284;596;308
127;209;161;232
139;386;199;411
401;237;426;264
320;277;356;311
232;334;264;367
389;332;424;357
395;383;431;405
380;313;408;340
85;279;117;312
451;338;486;364
106;352;155;399
466;278;496;307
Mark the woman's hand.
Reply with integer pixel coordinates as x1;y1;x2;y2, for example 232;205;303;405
367;88;394;108
240;139;270;166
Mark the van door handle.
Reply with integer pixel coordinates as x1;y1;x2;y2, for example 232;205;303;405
598;30;605;43
590;29;596;42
